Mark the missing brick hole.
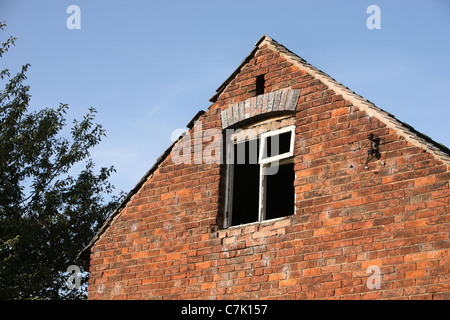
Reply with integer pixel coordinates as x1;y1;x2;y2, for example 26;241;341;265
255;75;265;96
364;133;381;170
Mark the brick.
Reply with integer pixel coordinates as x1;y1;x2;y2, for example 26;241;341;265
322;280;342;290
324;217;343;226
160;192;176;201
414;176;436;186
404;252;428;262
360;291;382;300
426;250;449;259
303;268;322;277
313;227;333;236
433;292;450;300
361;260;382;269
195;261;212;270
279;279;297;287
405;270;427;279
342;198;364;207
166;252;182;260
269;273;286;281
427;198;449;208
417;260;439;270
201;282;217;290
222;236;236;245
131;251;149;259
382;256;404;265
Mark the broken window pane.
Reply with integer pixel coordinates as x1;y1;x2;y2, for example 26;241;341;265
264;131;292;158
265;162;295;220
231;139;260;226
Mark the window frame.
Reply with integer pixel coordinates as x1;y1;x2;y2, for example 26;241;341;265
259;125;295;165
224;125;296;228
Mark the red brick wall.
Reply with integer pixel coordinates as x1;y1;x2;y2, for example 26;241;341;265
87;44;450;300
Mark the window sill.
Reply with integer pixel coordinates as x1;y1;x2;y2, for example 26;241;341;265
225;214;293;230
216;215;293;244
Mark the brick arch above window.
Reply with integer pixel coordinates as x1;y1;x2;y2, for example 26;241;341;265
220;89;301;129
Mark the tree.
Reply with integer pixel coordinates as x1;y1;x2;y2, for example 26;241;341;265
0;22;123;299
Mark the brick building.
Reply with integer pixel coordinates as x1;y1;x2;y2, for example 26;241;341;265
79;35;450;300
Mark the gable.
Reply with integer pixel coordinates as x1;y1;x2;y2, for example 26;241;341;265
80;36;450;299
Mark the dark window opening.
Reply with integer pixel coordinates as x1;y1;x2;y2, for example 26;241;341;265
265;162;295;220
255;75;265;96
263;131;292;159
231;163;259;225
231;139;260;226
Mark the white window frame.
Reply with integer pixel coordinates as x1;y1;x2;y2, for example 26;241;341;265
224;125;295;228
259;125;295;165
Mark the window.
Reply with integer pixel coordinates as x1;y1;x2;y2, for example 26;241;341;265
224;125;295;227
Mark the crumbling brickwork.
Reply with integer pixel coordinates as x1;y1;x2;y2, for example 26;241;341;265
84;36;450;300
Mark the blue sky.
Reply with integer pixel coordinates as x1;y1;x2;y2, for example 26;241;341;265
2;0;450;194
